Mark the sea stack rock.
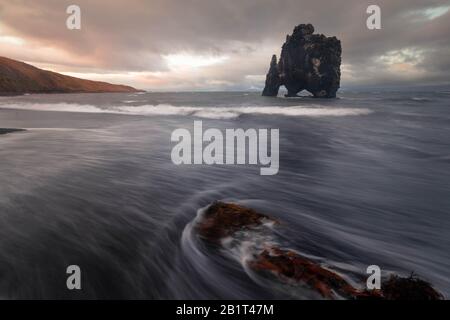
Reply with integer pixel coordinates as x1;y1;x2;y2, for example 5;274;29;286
261;55;281;96
262;23;341;98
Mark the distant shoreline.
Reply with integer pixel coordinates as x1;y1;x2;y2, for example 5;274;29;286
0;91;146;97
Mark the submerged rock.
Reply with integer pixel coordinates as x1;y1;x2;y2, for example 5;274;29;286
195;201;443;300
262;23;341;98
0;128;26;135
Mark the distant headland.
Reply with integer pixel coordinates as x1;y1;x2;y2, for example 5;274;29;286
0;56;141;95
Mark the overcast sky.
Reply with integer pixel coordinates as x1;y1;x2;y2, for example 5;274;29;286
0;0;449;90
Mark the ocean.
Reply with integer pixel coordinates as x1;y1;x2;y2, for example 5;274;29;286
0;89;449;299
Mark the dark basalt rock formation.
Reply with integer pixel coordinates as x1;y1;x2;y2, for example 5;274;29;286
195;201;443;300
262;24;341;98
261;55;281;97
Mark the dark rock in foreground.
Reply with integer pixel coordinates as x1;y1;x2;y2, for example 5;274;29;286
195;201;443;300
249;247;378;299
262;24;341;98
382;274;443;300
195;201;278;244
0;128;26;135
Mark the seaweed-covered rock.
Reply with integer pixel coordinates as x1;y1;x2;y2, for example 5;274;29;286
248;247;377;299
381;274;443;300
262;23;341;98
194;201;443;300
195;201;277;244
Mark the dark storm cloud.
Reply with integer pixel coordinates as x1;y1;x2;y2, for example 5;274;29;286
0;0;449;89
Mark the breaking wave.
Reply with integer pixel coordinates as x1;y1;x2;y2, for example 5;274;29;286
0;103;372;119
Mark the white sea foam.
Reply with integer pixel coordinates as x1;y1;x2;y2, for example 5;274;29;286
0;103;372;119
121;100;145;103
411;97;432;102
